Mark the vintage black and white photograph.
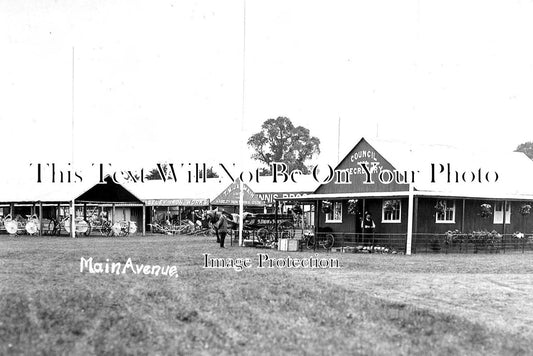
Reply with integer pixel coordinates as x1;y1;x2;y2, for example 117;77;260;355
1;1;533;355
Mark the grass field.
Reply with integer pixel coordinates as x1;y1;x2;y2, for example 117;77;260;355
1;235;533;355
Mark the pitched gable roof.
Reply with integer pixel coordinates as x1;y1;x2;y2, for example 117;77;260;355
211;179;266;206
308;137;533;200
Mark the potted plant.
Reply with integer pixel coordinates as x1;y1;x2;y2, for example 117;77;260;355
480;203;492;218
383;200;397;211
434;200;446;214
347;199;359;215
519;204;532;216
322;200;332;214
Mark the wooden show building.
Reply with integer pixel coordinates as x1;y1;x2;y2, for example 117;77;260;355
0;176;146;236
277;137;533;254
129;179;224;229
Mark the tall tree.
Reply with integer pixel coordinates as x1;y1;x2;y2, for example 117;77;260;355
247;117;320;174
145;164;219;180
199;166;219;179
515;141;533;160
145;164;169;180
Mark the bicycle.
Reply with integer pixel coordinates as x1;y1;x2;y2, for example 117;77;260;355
98;219;113;237
302;231;334;250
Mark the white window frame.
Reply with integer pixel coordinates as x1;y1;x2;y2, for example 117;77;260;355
493;201;511;224
382;199;401;223
325;201;343;223
435;199;456;223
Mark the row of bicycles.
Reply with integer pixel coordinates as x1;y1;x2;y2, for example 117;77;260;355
0;214;137;237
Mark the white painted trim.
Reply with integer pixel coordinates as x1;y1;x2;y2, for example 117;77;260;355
325;202;343;223
381;199;402;223
435;199;456;224
435;220;455;224
276;191;533;202
493;201;511;224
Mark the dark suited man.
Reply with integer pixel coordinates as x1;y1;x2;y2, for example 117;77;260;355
215;213;228;248
207;210;221;243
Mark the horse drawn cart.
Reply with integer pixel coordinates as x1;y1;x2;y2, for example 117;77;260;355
233;213;295;245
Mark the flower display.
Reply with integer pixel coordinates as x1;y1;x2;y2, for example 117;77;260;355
347;199;359;215
480;204;492;218
519;204;532;216
513;231;525;239
434;200;447;214
321;200;332;214
383;200;397;211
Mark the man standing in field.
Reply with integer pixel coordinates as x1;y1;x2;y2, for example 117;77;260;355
206;210;221;243
215;212;228;248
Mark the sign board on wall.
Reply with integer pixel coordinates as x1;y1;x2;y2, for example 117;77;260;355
255;192;309;204
143;199;210;207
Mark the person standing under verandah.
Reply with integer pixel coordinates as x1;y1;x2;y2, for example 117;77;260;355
361;212;376;245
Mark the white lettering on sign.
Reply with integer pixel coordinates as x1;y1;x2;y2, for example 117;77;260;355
350;150;378;162
256;192;307;204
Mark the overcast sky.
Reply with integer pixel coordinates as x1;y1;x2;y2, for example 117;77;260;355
1;0;533;184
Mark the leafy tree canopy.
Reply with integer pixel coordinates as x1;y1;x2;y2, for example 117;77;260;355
515;141;533;160
146;164;218;180
247;117;320;174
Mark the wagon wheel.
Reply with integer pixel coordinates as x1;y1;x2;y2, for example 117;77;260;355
25;220;39;235
323;234;335;249
75;218;89;236
257;228;270;243
128;221;137;235
4;220;18;235
83;220;92;236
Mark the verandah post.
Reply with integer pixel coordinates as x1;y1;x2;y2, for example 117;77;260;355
502;200;507;254
142;203;146;236
314;200;319;251
71;199;76;238
275;200;279;242
39;202;43;237
406;184;414;255
361;199;366;245
412;196;418;254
